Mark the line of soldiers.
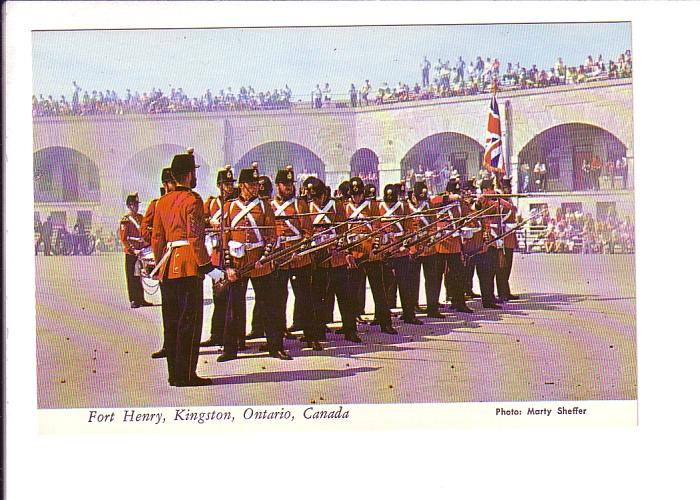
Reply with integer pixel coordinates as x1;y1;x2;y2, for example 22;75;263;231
137;148;521;386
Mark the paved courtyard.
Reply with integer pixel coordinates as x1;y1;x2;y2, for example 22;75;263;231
35;253;636;409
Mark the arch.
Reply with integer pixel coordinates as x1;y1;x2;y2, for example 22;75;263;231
34;146;100;203
124;143;212;201
517;123;628;192
400;132;484;193
234;141;326;183
350;148;379;183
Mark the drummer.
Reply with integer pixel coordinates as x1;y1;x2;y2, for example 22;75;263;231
200;166;237;348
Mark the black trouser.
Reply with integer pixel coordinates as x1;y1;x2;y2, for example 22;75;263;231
207;280;227;344
161;276;204;385
125;253;145;304
277;265;315;340
384;263;398;309
474;247;498;306
424;252;466;311
391;256;419;320
465;257;477;293
496;248;514;298
407;255;429;308
349;261;392;327
356;270;367;315
312;266;356;336
224;272;284;355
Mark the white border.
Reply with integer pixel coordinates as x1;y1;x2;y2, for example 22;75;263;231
6;1;700;498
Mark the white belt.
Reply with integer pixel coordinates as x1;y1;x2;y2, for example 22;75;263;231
228;240;264;259
127;236;143;241
150;240;189;278
347;234;364;243
381;231;404;244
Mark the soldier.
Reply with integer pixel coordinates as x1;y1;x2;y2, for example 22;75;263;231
426;178;472;314
495;177;520;302
119;193;151;308
344;177;397;334
379;183;423;325
474;176;504;309
463;177;481;300
272;166;319;350
200;166;237;349
151;152;222;386
306;177;361;343
142;167;177;360
406;181;435;316
220;166;292;361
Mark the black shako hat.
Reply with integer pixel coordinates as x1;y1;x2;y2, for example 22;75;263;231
238;167;260;184
338;180;351;199
383;184;398;202
258;175;273;197
349;177;365;196
480;176;494;190
501;176;512;189
161;168;174;184
126;192;139;205
445;178;460;194
364;183;377;199
464;177;477;192
217;165;234;185
170;153;197;177
305;176;326;198
275;165;295;184
413;181;429;200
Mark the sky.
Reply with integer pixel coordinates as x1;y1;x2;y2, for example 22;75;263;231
32;22;631;100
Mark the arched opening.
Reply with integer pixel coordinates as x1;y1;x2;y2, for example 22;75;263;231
234;141;326;184
400;132;484;194
124;144;212;201
34;147;100;203
349;148;379;184
518;123;628;192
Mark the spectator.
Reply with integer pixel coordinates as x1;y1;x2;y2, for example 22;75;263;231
312;84;322;109
360;80;371;106
456;56;465;82
323;83;332;105
591;155;602;190
349;83;357;107
422;57;431;87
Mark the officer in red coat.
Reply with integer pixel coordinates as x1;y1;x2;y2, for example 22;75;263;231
151;152;223;386
119;193;150;308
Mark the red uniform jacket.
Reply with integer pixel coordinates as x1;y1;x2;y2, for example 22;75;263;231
309;197;348;268
140;199;158;247
223;196;275;278
204;194;225;267
430;194;465;255
477;190;514;254
151;187;212;280
344;197;380;261
119;212;146;255
406;198;436;257
378;200;410;259
272;196;313;270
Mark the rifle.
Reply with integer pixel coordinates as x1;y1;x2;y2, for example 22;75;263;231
463;212;539;259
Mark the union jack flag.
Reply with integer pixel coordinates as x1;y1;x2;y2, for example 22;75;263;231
483;94;502;170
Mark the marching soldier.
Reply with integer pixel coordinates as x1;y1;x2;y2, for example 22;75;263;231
463;177;481;300
306;177;361;343
200;166;237;348
474;176;503;309
426;179;472;314
406;181;435;316
272;166;320;350
495;177;520;302
379;183;423;325
344;177;397;334
141;167;176;360
151;151;221;386
219;165;292;361
119;193;150;308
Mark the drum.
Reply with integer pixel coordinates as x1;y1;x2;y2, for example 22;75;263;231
136;246;156;278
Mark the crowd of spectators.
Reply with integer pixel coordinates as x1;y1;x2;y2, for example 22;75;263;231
33;49;632;117
32;82;294;116
526;206;635;254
